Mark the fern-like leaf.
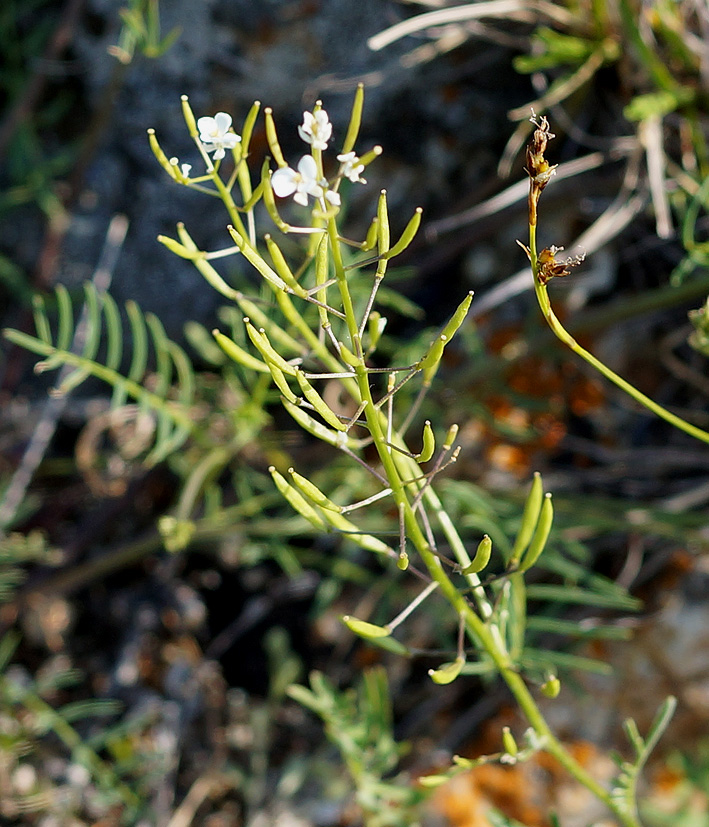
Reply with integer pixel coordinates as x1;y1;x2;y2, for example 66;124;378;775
3;283;198;465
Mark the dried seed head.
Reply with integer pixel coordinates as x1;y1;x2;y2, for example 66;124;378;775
536;246;586;285
526;112;558;188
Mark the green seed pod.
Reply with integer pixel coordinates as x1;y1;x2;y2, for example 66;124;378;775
443;423;459;450
264;107;287;168
265;235;302;293
418;334;447;383
417;420;435;463
377;190;390;256
282;398;350;448
341;82;365;155
314;233;329;327
461;535;492;575
338;340;361;368
180;95;198;136
362;216;379;251
502;726;519;758
157;234;192;259
541;675;561;698
245;320;297;376
397;551;409;570
342;615;391;639
428;656;465;685
321;509;393;555
295;369;346;431
510;472;544;566
228;226;303;296
519;493;554;572
192;256;240;301
148;130;178;179
269;466;326;530
240;100;261;156
367;312;386;352
385;208;422;260
212;330;269;373
176;222;198;251
359;146;383;168
268;361;299;404
440;291;474;342
288;468;341;512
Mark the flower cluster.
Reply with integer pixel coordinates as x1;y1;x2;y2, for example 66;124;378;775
271;106;367;209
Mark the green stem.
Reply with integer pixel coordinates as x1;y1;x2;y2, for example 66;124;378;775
529;224;709;445
329;214;636;825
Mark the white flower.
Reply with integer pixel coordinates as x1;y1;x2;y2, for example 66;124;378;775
298;109;332;150
325;189;341;207
337;151;366;183
197;112;241;160
272;155;324;206
180;162;192;178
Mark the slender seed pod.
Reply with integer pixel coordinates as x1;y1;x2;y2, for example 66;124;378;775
157;234;192;259
268;362;299;404
510;472;544;566
385;208;422;259
212;330;270;373
362;216;379;251
443;423;459;450
342;615;390;639
147;130;178;180
265;235;302;292
269;466;326;529
321;509;393;555
341;82;365;155
264;107;287;168
461;535;492;575
240;100;261;156
295;369;346;431
338;340;361;368
244;320;297;376
180;95;198;136
282;398;354;449
418;334;447;383
417;420;435;463
440;291;474;342
502;727;519;758
315;233;329;328
367;312;386;352
519;493;554;572
359;146;383;168
288;468;342;512
428;656;465;685
377;190;390;256
228;226;307;296
176;222;198;251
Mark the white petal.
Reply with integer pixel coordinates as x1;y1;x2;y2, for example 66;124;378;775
271;167;297;197
197;116;216;136
214;112;233;134
293;191;309;207
213;147;226;160
296;155;318;181
325;190;341;206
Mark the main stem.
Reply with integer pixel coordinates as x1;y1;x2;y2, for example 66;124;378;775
329;216;638;826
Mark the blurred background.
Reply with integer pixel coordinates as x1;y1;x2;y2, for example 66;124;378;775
1;1;709;825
